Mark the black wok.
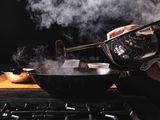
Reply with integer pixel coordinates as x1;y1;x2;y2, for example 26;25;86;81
0;63;121;99
28;65;121;99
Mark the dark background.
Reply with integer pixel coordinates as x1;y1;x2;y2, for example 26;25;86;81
0;0;60;64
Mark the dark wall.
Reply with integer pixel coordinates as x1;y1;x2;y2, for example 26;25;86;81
0;0;61;64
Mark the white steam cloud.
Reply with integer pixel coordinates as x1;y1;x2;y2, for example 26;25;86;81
27;0;160;26
26;0;160;38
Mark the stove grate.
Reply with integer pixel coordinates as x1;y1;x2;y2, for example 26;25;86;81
0;101;139;120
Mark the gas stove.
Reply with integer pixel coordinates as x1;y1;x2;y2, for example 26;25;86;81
0;89;160;120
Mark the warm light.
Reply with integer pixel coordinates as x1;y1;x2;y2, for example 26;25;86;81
4;72;30;83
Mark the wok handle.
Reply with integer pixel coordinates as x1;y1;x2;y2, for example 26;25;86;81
55;40;105;58
13;68;35;74
66;42;103;52
0;67;35;75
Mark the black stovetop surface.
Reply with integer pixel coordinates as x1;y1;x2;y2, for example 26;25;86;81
0;88;160;120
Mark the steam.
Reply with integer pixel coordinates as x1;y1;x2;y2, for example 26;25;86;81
26;0;160;40
12;47;27;65
12;45;81;74
12;45;50;66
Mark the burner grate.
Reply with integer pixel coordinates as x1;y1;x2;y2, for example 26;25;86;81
0;101;138;120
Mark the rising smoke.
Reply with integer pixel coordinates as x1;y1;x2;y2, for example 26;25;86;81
26;0;160;40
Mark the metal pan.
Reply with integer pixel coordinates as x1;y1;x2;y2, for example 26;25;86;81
29;66;121;99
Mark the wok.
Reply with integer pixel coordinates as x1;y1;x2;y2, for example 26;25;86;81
2;63;121;99
56;20;160;70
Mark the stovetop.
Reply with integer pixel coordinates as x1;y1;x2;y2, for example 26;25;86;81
0;89;160;120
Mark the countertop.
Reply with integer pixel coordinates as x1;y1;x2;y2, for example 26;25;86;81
0;74;39;88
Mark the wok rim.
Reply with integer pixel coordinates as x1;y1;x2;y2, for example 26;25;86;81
29;68;121;77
